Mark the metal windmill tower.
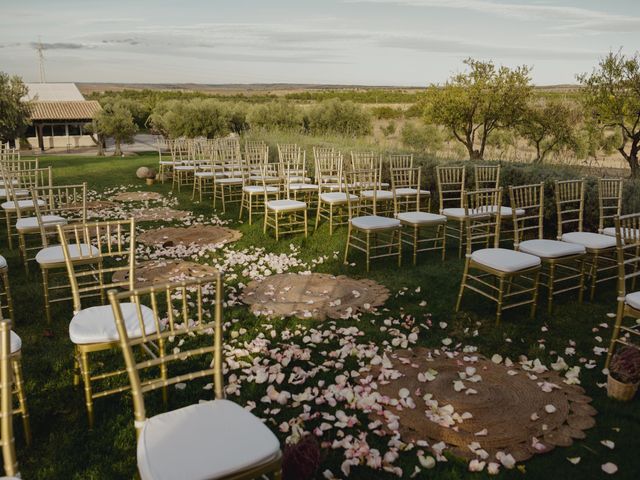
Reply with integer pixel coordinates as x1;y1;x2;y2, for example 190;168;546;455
36;37;46;83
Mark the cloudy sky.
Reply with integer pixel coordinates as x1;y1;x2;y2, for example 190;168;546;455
1;0;638;86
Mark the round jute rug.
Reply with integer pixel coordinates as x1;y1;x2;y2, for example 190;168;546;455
111;191;163;202
242;272;389;320
130;207;190;222
138;225;242;248
369;347;596;462
112;259;218;288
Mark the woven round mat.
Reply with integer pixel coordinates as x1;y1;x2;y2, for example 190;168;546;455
111;191;164;202
112;259;218;288
370;347;596;462
70;200;117;210
138;225;242;247
242;273;389;320
131;207;190;222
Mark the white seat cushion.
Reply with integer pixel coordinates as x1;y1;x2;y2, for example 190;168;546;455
320;183;343;191
10;331;21;354
0;188;28;198
360;190;393;200
518;239;585;259
487;206;525;217
266;199;306;212
561;232;616;250
287;176;311;183
441;207;488;220
319;192;358;204
1;199;45;211
249;175;279;182
394;188;431;197
471;248;541;273
289;183;318;191
602;227;640;239
159;161;177;165
194;171;215;178
0;255;6;269
351;215;401;231
397;212;446;226
138;400;281;480
243;185;278;194
69;303;157;344
174;165;195;171
216;177;243;185
35;244;100;265
626;291;640;310
16;215;67;232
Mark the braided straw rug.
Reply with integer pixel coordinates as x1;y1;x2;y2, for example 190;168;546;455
242;273;389;320
370;347;596;462
111;191;163;202
138;225;242;248
112;259;218;288
130;207;190;222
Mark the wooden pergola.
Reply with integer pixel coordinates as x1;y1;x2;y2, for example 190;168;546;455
28;100;102;151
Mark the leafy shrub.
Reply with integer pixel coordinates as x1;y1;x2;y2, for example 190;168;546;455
372;106;403;120
306;99;372;137
246;100;304;132
400;122;444;152
149;99;231;138
382;121;396;137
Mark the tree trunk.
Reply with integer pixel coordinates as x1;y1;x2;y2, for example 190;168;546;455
96;134;104;156
114;138;122;157
627;140;639;178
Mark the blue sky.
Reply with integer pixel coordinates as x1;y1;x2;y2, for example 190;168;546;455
1;0;639;86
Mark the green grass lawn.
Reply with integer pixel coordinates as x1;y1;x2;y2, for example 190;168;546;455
5;153;639;479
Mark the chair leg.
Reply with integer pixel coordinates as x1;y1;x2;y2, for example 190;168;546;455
605;301;626;368
578;258;586;304
496;276;506;325
303;210;308;238
1;269;14;324
547;263;556;314
589;253;599;301
530;270;540;319
5;212;13;250
412;226;418;266
455;262;469;312
440;224;447;261
457;220;463;259
12;356;31;445
398;228;402;267
343;224;352;265
274;213;279;241
365;232;371;272
42;267;52;324
78;349;95;428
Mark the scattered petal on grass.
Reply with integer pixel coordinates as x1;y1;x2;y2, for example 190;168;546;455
567;457;581;465
601;440;615;449
602;463;618;475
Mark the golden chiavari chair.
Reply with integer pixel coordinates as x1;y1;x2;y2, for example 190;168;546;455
436;165;468;258
352;153;392;217
0;257;13;324
315;153;356;235
156;137;175;184
1;319;20;479
192;141;217;202
390;154;432;212
556;179;618;301
510;183;586;313
393;167;446;265
474;164;501;190
0;311;31;450
1;166;52;250
598;178;624;237
213;145;245;213
605;213;640;368
12;183;87;273
0;158;38;194
58;219;155;427
107;275;282;480
343;165;401;272
244;142;269;177
456;188;541;324
239;161;279;225
171;139;196;192
278;145;317;205
262;164;307;241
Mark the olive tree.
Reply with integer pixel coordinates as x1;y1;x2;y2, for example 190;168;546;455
306;99;372;136
578;51;640;177
518;100;578;163
0;72;30;145
149;99;231;138
424;58;532;160
94;101;138;156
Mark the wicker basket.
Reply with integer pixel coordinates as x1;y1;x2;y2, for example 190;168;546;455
146;178;155;186
607;374;639;401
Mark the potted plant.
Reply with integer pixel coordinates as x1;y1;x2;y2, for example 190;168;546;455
607;346;640;401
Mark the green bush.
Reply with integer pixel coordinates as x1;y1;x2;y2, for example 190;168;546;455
306;99;372;137
246;100;304;132
400;122;444;152
372;106;403;120
149;99;232;138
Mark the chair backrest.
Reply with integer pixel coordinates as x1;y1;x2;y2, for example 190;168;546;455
474;165;501;190
314;150;343;188
0;158;39;178
245;139;266;151
464;188;503;253
598;178;623;232
509;183;545;247
0;319;18;477
344;165;378;217
244;144;269;172
555;179;584;238
107;274;224;434
389;154;413;170
614;213;640;298
30;183;88;247
436;165;466;211
260;162;284;200
278;146;307;182
57;219;136;313
350;151;382;175
3;166;52;195
392;167;423;214
277;144;302;164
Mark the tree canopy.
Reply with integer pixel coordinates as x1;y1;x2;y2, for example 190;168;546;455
578;51;640;177
424;58;532;160
0;72;30;145
93;101;138;156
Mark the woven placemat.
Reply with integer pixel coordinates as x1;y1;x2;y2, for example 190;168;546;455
138;225;242;247
111;191;163;202
242;272;389;320
112;259;218;288
370;347;596;462
130;207;190;222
